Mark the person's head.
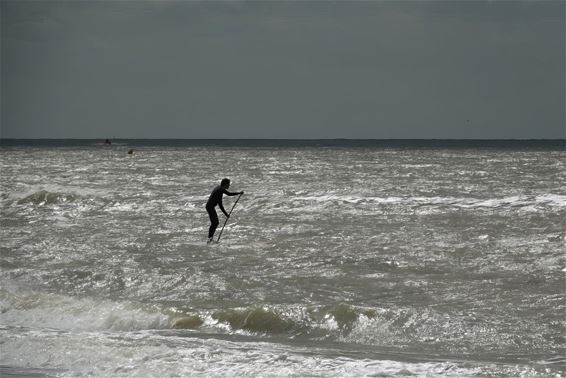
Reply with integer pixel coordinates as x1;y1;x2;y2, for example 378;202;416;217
220;178;230;189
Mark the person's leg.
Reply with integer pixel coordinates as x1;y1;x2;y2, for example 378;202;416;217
207;207;219;239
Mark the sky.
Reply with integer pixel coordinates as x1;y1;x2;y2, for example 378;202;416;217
1;0;564;139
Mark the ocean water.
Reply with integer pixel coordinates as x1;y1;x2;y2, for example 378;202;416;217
1;141;565;377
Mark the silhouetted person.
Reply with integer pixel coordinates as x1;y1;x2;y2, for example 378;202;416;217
105;139;112;145
206;178;243;243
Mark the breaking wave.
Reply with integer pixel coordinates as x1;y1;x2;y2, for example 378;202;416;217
1;287;379;338
172;303;379;337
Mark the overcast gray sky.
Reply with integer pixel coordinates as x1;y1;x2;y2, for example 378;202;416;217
1;0;564;139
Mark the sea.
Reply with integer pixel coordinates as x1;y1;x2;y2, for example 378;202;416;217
1;139;565;377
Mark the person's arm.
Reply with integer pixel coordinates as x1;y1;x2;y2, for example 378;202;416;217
219;201;228;217
223;189;244;196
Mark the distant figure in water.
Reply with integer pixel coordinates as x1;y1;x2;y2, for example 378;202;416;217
206;178;243;243
127;149;134;155
105;139;112;145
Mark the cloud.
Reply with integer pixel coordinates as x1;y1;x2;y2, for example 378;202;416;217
1;0;564;139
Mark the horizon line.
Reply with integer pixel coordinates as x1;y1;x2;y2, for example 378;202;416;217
1;137;565;141
2;138;564;150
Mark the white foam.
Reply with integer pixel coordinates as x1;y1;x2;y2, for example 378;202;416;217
0;288;169;332
288;194;566;209
536;194;566;207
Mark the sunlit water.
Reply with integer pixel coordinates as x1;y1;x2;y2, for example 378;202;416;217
1;143;565;377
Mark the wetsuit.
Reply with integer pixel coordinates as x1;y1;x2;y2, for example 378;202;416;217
206;186;240;239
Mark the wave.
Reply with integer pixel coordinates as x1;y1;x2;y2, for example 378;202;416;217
2;284;561;360
171;302;563;356
172;303;378;336
1;285;376;337
245;193;566;213
1;285;378;337
12;188;566;212
16;190;80;205
175;307;297;334
0;287;169;332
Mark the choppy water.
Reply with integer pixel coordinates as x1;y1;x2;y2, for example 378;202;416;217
1;142;565;377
